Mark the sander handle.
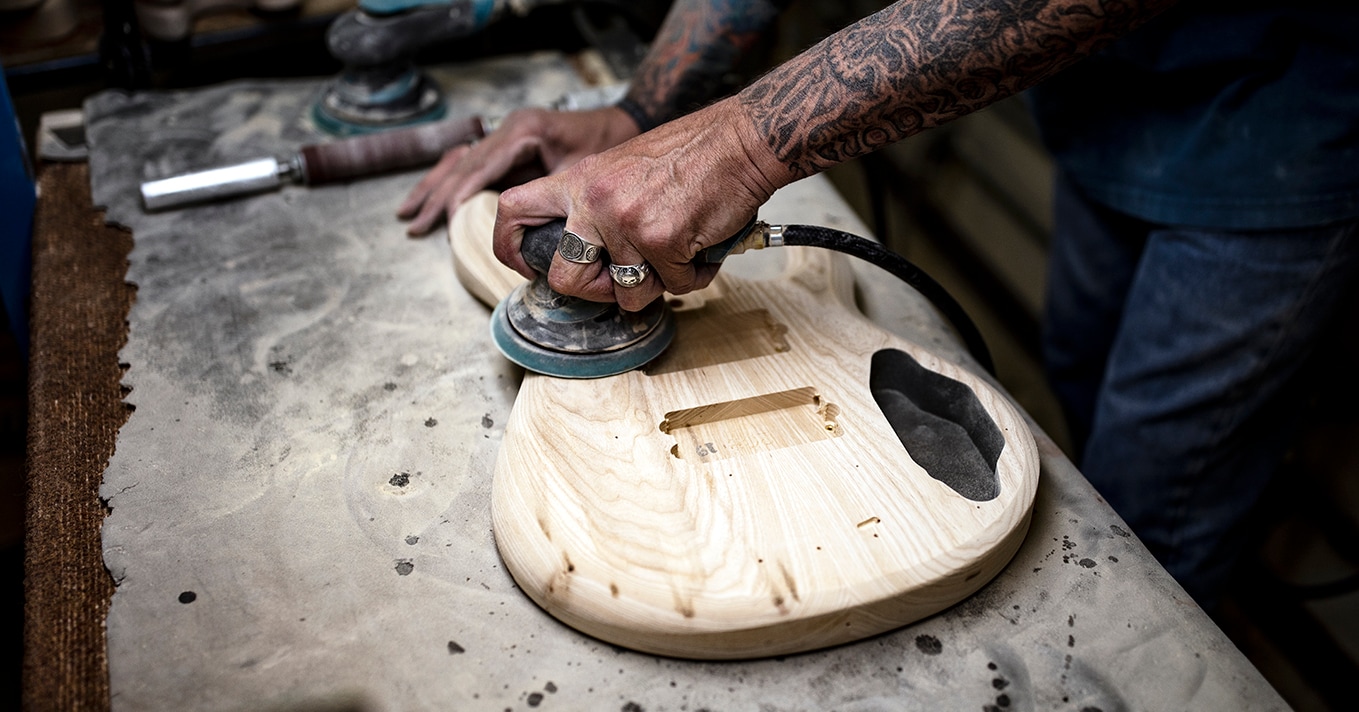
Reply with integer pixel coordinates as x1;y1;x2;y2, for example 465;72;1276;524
520;220;566;275
518;218;762;275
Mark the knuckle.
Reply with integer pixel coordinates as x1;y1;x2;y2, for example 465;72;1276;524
497;185;529;213
612;201;648;233
579;175;608;203
505;108;548;134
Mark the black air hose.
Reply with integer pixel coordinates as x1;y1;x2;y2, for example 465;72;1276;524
778;225;995;376
521;218;995;375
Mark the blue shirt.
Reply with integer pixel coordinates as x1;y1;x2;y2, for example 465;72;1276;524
1028;1;1359;229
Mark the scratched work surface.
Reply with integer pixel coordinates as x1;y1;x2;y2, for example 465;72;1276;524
86;52;1286;711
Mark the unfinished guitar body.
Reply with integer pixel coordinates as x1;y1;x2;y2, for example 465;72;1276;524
450;191;1040;659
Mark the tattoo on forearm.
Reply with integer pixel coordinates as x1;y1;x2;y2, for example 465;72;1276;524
627;0;791;127
740;0;1177;178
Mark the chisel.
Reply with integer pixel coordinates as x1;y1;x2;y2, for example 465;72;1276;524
140;83;628;211
140;115;488;210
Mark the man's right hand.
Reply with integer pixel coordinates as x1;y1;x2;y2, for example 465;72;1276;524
491;96;791;313
397;105;642;237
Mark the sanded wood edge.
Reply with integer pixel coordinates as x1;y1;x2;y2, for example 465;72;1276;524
491;437;1036;660
448;191;527;308
499;506;1034;660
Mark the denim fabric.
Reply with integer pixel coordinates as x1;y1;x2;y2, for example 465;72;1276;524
1;68;35;356
1029;1;1359;230
1043;174;1359;606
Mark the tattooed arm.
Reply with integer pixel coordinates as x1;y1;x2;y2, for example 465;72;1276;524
621;0;791;131
493;0;1179;309
741;0;1180;180
398;0;789;235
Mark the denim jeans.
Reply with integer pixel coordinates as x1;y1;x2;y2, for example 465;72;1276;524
1042;173;1359;607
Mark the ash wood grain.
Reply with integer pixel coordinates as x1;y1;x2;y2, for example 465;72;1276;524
449;191;1040;659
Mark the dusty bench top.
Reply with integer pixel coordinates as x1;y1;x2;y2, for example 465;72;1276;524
84;51;1285;711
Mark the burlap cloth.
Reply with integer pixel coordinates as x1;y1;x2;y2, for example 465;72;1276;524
25;161;132;710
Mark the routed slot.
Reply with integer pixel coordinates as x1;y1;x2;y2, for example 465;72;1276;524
870;349;1004;501
660;387;840;461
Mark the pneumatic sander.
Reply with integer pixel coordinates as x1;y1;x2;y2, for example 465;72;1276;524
316;0;657;135
317;0;568;134
492;219;996;379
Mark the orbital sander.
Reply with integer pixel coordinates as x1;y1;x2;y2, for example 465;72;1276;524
316;0;564;134
316;0;663;135
492;219;995;379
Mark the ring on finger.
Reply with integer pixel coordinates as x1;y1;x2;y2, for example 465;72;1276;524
558;230;604;264
609;262;650;288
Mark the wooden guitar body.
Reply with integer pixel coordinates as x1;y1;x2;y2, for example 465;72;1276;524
450;192;1040;659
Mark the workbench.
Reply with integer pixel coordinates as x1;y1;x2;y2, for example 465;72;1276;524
25;51;1289;711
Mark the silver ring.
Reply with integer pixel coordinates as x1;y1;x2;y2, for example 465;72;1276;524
558;230;603;264
609;262;650;288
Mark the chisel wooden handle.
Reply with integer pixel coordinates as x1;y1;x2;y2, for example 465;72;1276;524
299;114;486;184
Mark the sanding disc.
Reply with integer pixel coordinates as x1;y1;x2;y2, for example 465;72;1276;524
313;67;447;136
489;286;676;379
